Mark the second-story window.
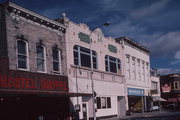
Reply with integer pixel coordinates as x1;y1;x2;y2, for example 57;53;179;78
17;40;29;70
105;55;121;73
73;45;97;69
36;44;46;72
52;47;61;72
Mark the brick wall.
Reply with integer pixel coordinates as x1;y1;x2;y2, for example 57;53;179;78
5;7;68;76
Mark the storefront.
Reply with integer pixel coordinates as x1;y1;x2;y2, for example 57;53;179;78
127;87;145;113
0;57;71;120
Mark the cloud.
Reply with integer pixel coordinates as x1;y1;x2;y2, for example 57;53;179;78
130;0;171;19
158;68;180;75
175;51;180;59
143;31;180;59
103;17;146;38
170;51;180;65
40;8;61;18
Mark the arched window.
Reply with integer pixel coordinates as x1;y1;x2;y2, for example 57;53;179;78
105;55;121;73
36;44;46;72
52;47;61;72
17;40;29;70
73;45;97;69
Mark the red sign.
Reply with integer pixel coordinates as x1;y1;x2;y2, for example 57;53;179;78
0;73;68;92
162;84;171;93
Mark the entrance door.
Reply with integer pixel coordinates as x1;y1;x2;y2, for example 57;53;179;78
117;96;126;117
82;102;89;120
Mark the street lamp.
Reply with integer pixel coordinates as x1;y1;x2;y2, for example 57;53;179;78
89;22;110;120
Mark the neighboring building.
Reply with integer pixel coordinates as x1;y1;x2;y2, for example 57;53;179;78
0;2;71;120
150;68;165;111
160;73;180;105
116;37;151;112
58;15;126;119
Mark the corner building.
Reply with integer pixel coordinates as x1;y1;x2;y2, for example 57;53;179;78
0;2;71;120
59;16;126;119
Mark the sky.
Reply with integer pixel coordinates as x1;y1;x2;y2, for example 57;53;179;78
1;0;180;75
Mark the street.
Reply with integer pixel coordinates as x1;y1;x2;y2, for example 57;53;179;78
101;111;180;120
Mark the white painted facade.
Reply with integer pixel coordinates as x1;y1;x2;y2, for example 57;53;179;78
63;17;126;119
116;37;151;110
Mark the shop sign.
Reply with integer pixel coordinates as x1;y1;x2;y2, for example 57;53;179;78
162;84;171;93
127;88;144;96
0;73;68;92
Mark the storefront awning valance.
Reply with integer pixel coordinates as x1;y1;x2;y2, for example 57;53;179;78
152;96;166;101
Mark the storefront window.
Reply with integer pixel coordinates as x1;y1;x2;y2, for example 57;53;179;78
96;97;111;109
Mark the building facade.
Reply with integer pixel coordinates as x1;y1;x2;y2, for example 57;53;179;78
59;15;126;119
160;74;180;106
0;2;71;120
150;68;164;111
116;37;151;112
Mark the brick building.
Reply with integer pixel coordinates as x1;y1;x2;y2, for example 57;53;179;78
161;74;180;105
0;2;71;120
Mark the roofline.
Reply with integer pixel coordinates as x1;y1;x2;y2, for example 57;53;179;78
5;2;67;29
116;36;150;53
160;73;180;77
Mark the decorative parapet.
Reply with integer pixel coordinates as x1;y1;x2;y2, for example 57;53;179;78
78;32;90;44
108;44;117;53
6;2;66;33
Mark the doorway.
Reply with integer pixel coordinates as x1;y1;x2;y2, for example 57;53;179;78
82;102;89;120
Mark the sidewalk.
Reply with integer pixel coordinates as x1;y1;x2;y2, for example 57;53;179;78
100;110;177;120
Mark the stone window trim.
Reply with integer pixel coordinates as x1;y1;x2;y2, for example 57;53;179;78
16;39;30;71
52;47;61;73
36;44;47;73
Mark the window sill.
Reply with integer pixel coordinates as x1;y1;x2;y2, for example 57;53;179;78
71;64;124;77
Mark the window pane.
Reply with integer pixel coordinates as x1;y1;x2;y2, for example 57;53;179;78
37;58;44;71
53;48;59;61
18;55;26;69
37;45;44;58
53;61;59;71
101;97;106;108
17;41;26;54
110;62;117;73
81;53;91;68
80;47;90;54
93;63;97;69
97;97;101;109
107;97;111;108
109;56;116;61
105;60;108;71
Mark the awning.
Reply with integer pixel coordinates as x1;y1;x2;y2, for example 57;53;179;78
0;89;92;97
152;96;166;101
